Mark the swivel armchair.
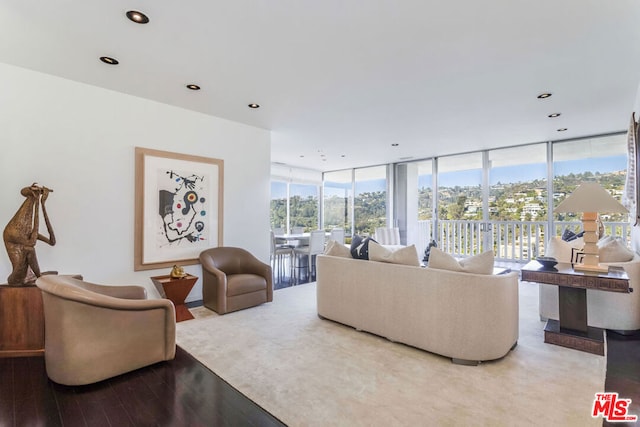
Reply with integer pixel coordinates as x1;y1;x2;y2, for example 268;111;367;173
36;275;176;386
199;247;273;314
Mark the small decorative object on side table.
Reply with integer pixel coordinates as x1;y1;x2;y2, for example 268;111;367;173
535;256;558;270
150;274;198;322
521;260;630;355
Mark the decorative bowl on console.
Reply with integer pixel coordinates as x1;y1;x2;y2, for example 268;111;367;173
536;256;558;270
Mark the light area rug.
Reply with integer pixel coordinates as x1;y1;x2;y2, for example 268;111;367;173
176;281;605;427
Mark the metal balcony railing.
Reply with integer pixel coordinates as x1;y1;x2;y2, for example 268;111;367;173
416;220;631;264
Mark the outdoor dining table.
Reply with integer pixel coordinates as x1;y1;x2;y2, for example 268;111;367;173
275;233;329;247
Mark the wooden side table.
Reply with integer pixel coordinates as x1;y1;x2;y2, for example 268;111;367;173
0;284;44;357
150;274;198;322
521;260;630;355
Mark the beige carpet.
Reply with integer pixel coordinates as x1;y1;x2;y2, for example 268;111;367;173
176;281;606;426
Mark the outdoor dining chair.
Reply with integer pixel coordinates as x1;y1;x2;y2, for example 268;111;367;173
293;230;326;284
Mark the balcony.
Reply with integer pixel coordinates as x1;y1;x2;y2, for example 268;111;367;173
416;220;631;265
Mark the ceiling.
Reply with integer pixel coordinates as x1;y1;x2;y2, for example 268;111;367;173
2;1;640;172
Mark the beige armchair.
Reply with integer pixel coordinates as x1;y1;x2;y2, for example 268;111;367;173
199;247;273;314
36;275;176;386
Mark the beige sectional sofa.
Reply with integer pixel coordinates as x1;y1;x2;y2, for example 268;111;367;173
316;254;520;365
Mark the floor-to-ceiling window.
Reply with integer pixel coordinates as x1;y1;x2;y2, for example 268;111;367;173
322;132;628;262
354;166;387;236
393;133;628;262
270;165;322;234
488;143;548;260
270;181;288;231
395;160;434;255
553;134;628;238
417;160;434;221
289;183;319;232
270;181;320;233
323;170;353;235
437;152;484;255
323;166;389;238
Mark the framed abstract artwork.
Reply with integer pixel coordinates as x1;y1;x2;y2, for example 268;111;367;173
134;147;224;271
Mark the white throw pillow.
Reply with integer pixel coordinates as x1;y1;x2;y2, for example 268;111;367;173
597;238;635;263
369;241;420;266
544;236;584;263
324;239;352;258
427;247;494;275
597;235;614;246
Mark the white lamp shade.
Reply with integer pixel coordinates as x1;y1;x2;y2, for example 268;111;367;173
554;182;629;214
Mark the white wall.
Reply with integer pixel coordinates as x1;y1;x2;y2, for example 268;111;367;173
0;62;271;302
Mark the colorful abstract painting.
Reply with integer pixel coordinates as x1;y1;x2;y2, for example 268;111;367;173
135;147;223;271
157;169;209;246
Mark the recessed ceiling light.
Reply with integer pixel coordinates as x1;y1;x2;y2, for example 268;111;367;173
537;93;552;99
248;103;260;109
557;128;568;132
548;113;561;118
341;154;346;158
99;56;119;65
186;84;200;90
299;155;304;158
391;143;399;147
126;10;149;24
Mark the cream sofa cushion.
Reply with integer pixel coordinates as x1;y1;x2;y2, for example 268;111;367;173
545;235;634;264
597;237;635;262
428;247;494;275
368;241;420;266
324;239;352;258
544;236;584;263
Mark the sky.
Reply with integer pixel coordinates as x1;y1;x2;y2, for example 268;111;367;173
422;155;627;188
272;155;628;198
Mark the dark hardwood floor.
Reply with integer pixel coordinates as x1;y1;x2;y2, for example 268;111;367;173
603;331;640;427
1;276;638;427
1;336;638;427
0;347;285;427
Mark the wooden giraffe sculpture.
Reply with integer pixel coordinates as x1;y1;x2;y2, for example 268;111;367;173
3;183;56;285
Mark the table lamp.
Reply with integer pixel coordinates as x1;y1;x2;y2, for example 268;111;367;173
554;182;628;273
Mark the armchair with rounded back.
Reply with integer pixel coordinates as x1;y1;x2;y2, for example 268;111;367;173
36;275;176;386
199;247;273;315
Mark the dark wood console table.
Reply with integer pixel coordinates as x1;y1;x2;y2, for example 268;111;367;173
521;260;631;356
